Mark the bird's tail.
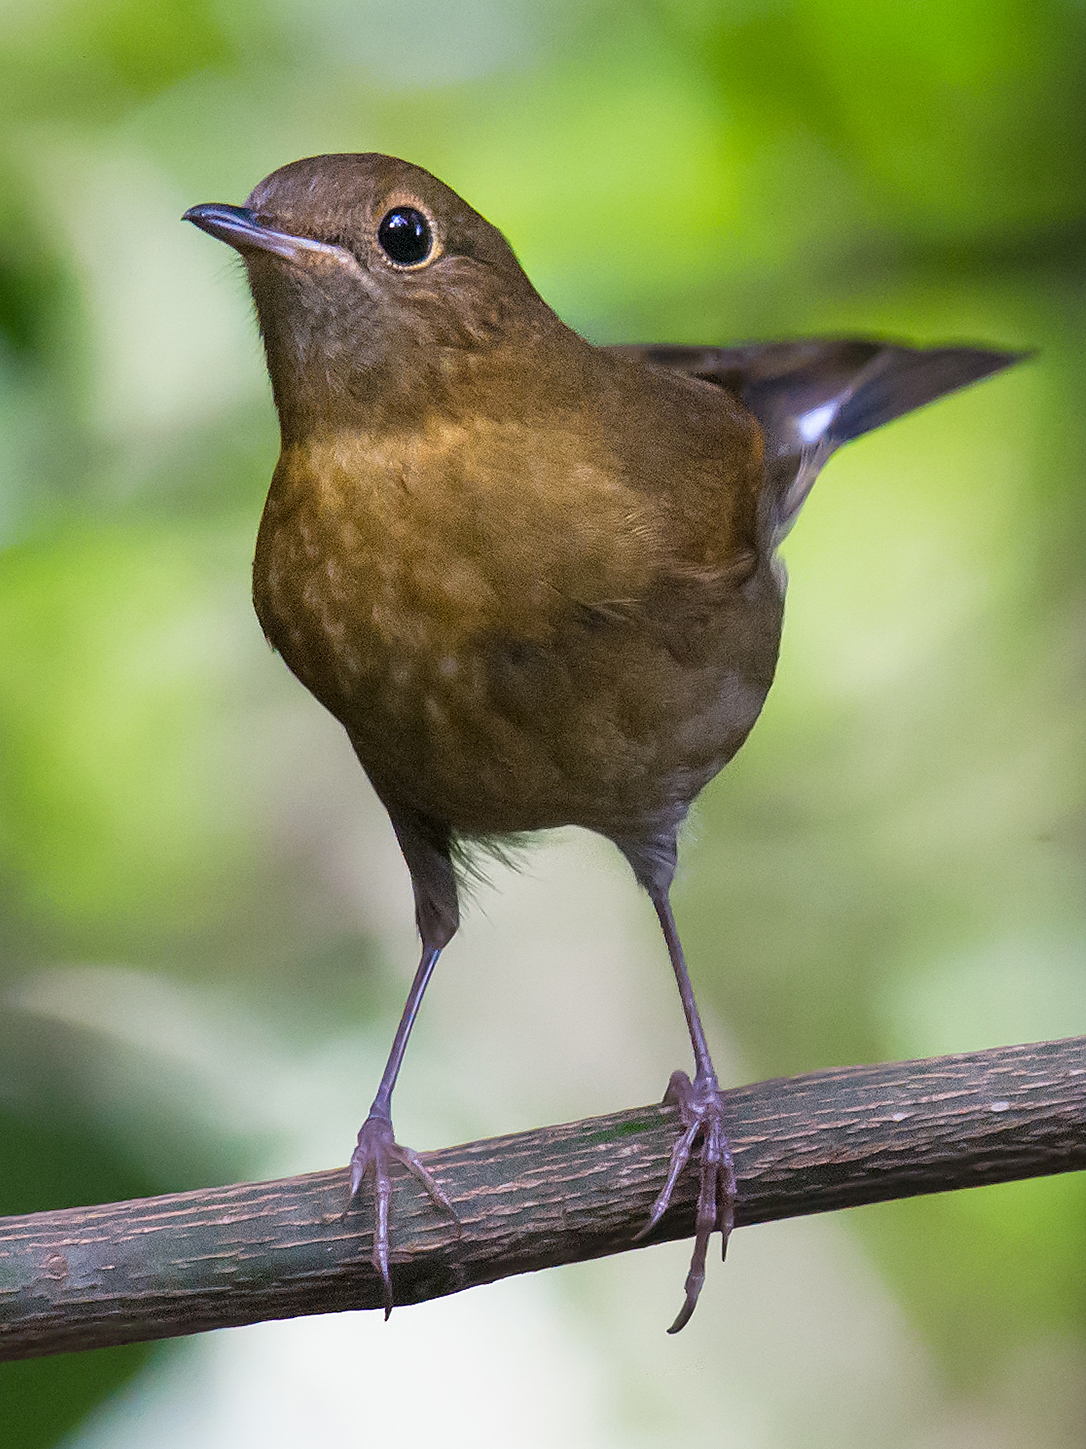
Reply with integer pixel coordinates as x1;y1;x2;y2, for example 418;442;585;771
610;340;1027;540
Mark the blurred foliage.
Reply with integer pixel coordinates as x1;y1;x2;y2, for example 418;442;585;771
1;0;1085;1443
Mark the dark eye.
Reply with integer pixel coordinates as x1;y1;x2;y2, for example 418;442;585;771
377;207;433;267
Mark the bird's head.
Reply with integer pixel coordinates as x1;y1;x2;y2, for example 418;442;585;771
185;153;546;432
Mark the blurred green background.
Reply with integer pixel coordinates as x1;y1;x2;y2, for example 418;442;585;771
1;0;1084;1445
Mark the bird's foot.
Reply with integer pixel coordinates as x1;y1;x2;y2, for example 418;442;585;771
347;1110;457;1317
637;1068;736;1334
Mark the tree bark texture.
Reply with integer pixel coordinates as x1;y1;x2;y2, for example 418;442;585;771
1;1036;1084;1361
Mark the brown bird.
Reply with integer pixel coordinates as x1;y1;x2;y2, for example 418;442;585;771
184;153;1020;1332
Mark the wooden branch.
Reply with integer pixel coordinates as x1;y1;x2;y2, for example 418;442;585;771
2;1037;1084;1361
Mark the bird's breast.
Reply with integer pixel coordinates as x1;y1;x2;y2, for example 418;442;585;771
252;418;782;835
254;417;653;687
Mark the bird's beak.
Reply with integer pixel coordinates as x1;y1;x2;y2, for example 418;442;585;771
183;204;342;264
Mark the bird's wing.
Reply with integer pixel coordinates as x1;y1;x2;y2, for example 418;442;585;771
607;340;1026;539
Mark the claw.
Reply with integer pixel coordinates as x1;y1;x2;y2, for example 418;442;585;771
345;1111;458;1317
638;1069;737;1332
635;1109;702;1242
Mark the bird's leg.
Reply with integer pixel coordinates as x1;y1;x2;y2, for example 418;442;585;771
638;886;736;1334
347;941;457;1317
346;796;461;1314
